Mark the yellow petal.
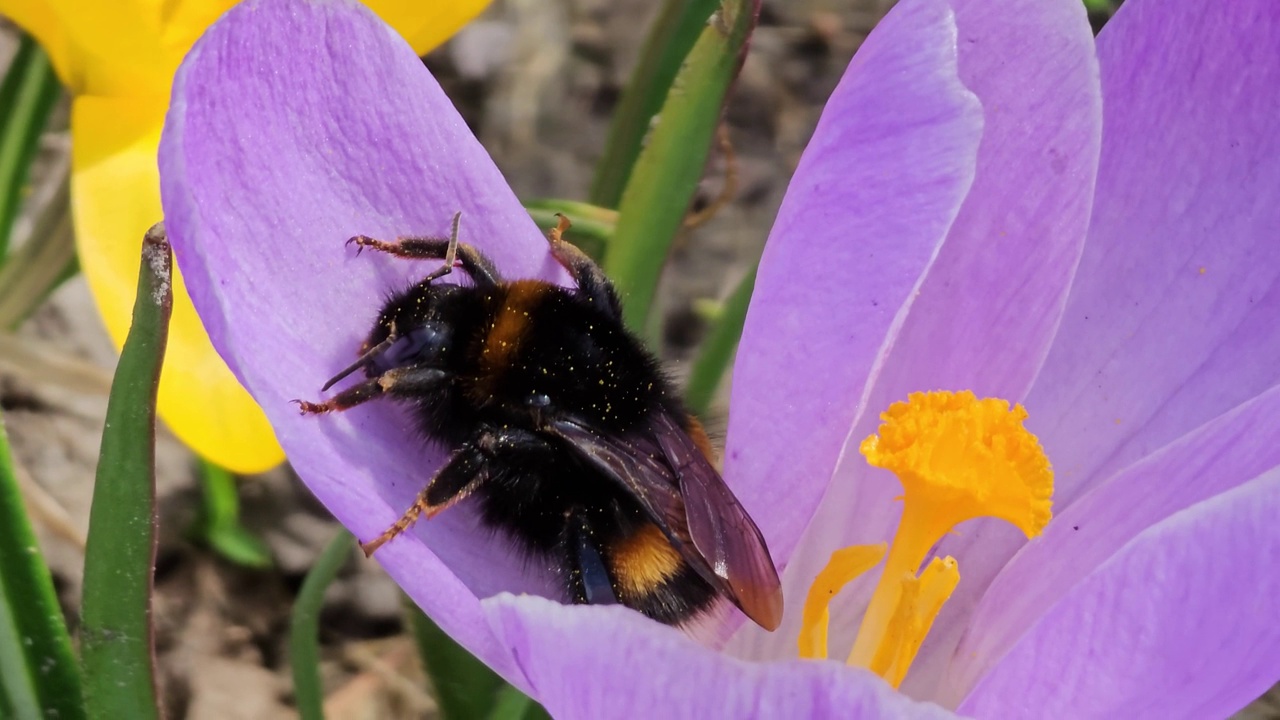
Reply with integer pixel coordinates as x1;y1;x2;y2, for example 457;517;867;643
0;1;77;87
72;95;284;473
151;0;242;59
366;0;494;55
3;0;485;94
0;0;178;95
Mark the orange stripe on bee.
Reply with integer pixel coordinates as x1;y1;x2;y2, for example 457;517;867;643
609;524;685;598
685;415;720;469
474;281;548;396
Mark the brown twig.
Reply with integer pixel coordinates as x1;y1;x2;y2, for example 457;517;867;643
684;124;740;228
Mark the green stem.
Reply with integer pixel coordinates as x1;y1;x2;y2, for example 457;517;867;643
80;224;171;720
603;0;758;336
683;264;756;417
487;685;553;720
290;531;354;720
0;406;85;720
406;602;506;720
589;0;721;208
0;36;62;256
195;460;272;568
0;173;77;329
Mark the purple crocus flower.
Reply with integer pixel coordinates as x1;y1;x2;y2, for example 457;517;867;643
160;0;1280;716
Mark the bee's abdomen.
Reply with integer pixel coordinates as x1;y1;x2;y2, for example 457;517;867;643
604;522;718;625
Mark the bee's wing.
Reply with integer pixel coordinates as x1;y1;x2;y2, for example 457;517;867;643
546;416;694;548
650;412;783;631
548;415;783;631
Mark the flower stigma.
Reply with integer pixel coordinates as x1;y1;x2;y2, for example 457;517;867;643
798;390;1054;688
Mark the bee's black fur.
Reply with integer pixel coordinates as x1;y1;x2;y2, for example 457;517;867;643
322;242;720;623
304;221;781;629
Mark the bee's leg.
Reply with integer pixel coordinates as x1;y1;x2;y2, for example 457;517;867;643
563;510;619;606
545;214;623;320
295;366;448;414
361;446;488;556
474;423;555;456
361;424;550;555
347;212;501;288
293;378;382;414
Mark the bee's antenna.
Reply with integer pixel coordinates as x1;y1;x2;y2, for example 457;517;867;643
321;322;398;391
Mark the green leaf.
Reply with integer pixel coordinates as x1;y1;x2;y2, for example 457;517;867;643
524;198;618;261
0;175;78;329
289;530;354;720
407;603;508;720
0;35;62;256
589;0;721;208
204;524;273;569
80;223;172;720
684;264;756;417
194;460;272;569
0;407;85;720
603;0;757;336
487;685;553;720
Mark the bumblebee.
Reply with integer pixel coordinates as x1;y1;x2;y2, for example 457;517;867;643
297;213;782;630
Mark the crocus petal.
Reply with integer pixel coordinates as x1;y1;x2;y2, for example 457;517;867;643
725;0;982;608
71;94;285;473
365;0;492;53
485;595;959;720
863;0;1100;409
0;0;485;95
53;0;490;473
912;0;1280;696
1027;0;1280;506
7;0;176;94
959;467;1280;718
160;0;564;675
944;382;1280;706
145;0;483;64
772;0;1101;675
0;0;77;86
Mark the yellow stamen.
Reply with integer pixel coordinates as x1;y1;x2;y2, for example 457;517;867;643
796;390;1053;688
870;556;959;687
798;544;886;660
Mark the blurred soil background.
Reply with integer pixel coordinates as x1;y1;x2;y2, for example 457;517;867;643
2;0;1275;718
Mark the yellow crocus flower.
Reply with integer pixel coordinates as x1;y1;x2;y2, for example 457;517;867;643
0;0;492;472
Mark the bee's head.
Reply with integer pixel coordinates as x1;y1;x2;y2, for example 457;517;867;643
361;283;468;376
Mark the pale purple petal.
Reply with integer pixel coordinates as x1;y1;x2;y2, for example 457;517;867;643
484;596;959;720
942;383;1280;706
893;0;1280;696
866;0;1101;408
959;468;1280;718
160;0;568;680
912;0;1280;694
767;0;1101;671
1027;0;1280;507
724;0;982;608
